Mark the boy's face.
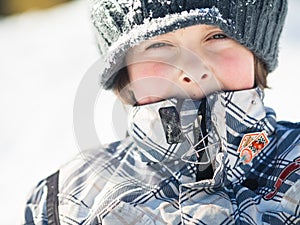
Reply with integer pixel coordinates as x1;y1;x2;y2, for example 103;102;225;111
126;25;255;105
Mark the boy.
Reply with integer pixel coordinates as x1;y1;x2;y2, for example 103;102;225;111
24;0;300;224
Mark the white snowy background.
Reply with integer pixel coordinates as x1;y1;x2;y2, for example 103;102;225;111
0;0;299;224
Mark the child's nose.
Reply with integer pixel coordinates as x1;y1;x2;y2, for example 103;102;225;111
176;48;210;82
176;47;222;95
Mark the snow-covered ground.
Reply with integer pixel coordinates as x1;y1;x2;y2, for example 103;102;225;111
0;0;299;224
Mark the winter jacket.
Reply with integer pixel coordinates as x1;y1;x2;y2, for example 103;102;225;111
24;88;300;225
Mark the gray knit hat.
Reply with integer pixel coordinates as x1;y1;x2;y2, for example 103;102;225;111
89;0;288;90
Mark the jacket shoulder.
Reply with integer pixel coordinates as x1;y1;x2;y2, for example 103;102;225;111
276;121;300;144
277;121;300;130
23;138;134;224
272;121;300;159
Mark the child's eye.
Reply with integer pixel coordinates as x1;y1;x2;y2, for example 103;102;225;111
208;33;228;40
133;41;178;60
146;42;173;50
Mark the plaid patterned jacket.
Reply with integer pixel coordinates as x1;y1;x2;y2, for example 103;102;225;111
24;89;300;225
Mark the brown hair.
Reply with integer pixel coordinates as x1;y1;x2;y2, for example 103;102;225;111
113;56;269;105
112;67;134;105
254;56;269;89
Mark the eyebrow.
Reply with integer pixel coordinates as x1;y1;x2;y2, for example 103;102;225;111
152;32;175;40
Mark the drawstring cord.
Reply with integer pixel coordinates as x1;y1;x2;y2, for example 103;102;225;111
196;99;214;181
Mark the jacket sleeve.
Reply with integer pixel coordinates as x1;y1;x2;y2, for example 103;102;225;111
279;144;300;217
24;179;48;225
23;171;60;225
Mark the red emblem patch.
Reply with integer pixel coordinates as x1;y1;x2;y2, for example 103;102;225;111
237;131;269;164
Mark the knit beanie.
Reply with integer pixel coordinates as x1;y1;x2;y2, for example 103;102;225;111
89;0;288;90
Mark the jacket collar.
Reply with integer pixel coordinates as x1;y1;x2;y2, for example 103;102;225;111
127;87;277;183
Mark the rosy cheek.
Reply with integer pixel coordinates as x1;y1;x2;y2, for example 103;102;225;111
127;62;177;104
214;50;254;90
128;62;174;81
